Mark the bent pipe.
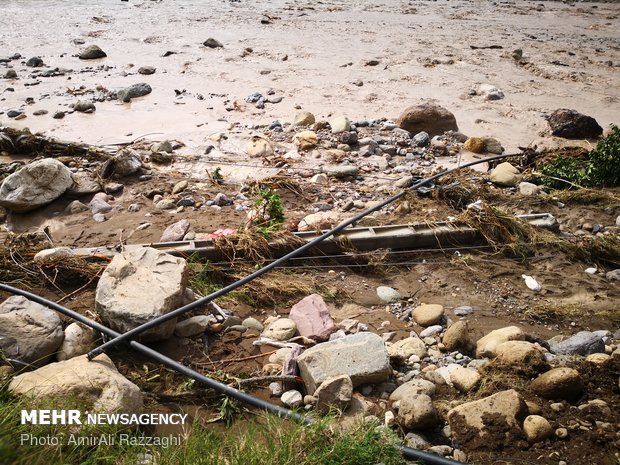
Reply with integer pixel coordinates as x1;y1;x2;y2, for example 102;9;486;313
0;283;466;465
88;152;520;358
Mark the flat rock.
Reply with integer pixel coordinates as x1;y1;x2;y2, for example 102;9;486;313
397;393;440;430
476;326;525;358
530;367;584;401
324;165;358;178
388;337;427;360
289;294;335;341
203;38;223;48
518;182;542;196
57;322;96;361
450;366;481;393
547;109;603;139
160;219;191;242
447;389;527;449
89;192;113;214
79;45;107;60
9;354;142;413
262;318;297;341
412;304;444;327
0;296;63;366
389;379;436;402
489;162;521;187
117;83;152;102
95;248;188;341
396;103;458;137
297;332;391;393
174;315;212;338
138;66;156;75
298;211;340;232
0;158;73;212
66;171;101;196
376;286;401;303
315;374;353;413
293;131;318;150
550;331;606;356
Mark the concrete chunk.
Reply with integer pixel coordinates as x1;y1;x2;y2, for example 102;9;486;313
297;332;391;393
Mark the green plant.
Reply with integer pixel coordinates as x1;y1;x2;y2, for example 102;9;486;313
211;167;224;184
540;124;620;188
251;188;285;236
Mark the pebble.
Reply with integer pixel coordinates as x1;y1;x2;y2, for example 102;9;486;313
138;66;156;75
281;390;303;408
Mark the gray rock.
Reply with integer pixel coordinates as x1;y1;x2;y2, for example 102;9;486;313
281;390;303;408
57;322;96;361
89;192;113;214
111;149;142;176
388;337;427;360
117;83;152;102
213;192;231;206
3;69;17;79
454;305;473;316
324;165;358;178
0;296;64;367
160;219;190;242
0;158;73;212
74;100;96;113
53;111;65;119
404;432;431;450
138;66;156;75
420;325;443;337
65;200;89;214
389;379;436;402
26;56;44;67
550;331;606;356
95;248;188;341
156;199;176;210
376;286;401;303
8;354;142;414
315;374;353;413
203;38;223;48
395;176;415;189
93;213;107;222
412;131;430;147
606;269;620;281
174;315;213;338
67;172;101;196
297;332;391;393
242;317;263;331
518;182;542;196
478;84;504;100
79;45;107;60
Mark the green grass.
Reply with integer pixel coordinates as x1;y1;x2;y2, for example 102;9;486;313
0;385;405;465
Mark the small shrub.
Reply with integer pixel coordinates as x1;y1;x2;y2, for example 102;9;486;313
540;124;620;188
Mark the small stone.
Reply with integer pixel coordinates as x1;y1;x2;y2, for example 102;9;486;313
555;427;569;439
420;325;443;337
478;84;504;100
26;56;44;67
397;394;440;430
442;321;472;352
519;181;542;196
53;111;65;119
376;286;401;303
262;318;296;341
172;180;188;194
203;38;223;48
160;219;191;242
412;304;444;327
74;100;96;113
65;200;89;214
281;390;303;408
489;162;521;187
294;111;315;126
79;45;107;60
389;379;436;402
242;317;263;331
329;116;351;134
464;137;485;153
117;83;152;102
174;315;212;338
3;69;18;79
523;415;553;443
450;366;481;393
314;374;353;413
138;66;156;75
454;305;473;316
388;337;427;360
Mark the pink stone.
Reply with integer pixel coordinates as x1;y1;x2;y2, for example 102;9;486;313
289;294;335;341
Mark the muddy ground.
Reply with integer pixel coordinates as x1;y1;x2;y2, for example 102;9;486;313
1;1;619;465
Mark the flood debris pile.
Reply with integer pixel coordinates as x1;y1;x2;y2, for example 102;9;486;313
0;102;619;465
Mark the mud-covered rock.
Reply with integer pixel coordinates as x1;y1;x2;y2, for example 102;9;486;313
547;109;602;139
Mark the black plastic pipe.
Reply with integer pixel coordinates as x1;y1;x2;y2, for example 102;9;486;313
0;283;466;465
88;152;519;358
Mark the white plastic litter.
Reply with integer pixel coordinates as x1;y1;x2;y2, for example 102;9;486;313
522;274;541;292
584;267;597;274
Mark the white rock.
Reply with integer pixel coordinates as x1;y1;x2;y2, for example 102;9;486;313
57;322;96;361
262;318;297;341
450;366;481;393
281;389;303;408
522;274;541;292
376;286;401;303
388;337;427;360
476;326;525;358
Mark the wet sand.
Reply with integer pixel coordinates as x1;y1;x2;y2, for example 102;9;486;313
1;0;619;151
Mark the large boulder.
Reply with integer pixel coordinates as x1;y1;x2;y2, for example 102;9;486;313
95;247;188;341
0;158;73;212
8;354;142;413
297;332;391;393
396;103;458;137
447;389;527;449
0;296;64;367
289;294;335;341
547;109;603;139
